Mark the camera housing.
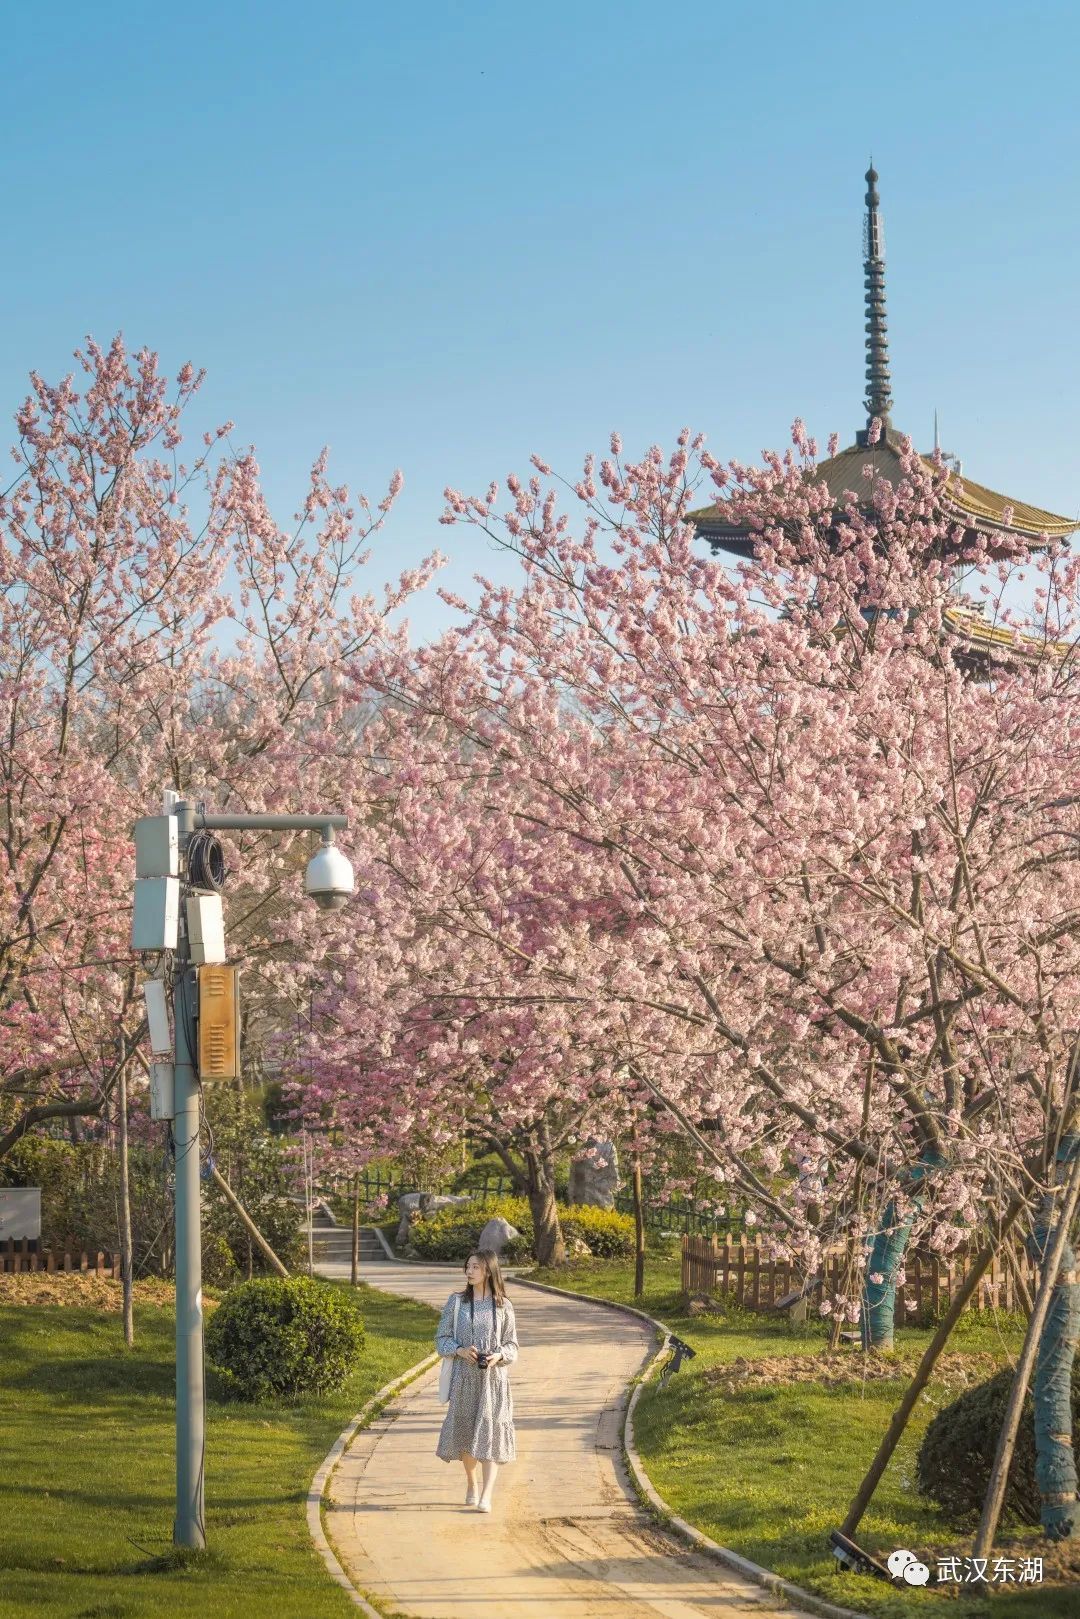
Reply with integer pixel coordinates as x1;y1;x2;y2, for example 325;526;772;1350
303;836;355;911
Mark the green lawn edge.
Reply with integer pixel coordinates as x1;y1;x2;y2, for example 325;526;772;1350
525;1250;1070;1619
0;1277;439;1619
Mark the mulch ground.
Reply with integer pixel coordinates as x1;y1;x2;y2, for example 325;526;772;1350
703;1348;1008;1395
0;1274;187;1310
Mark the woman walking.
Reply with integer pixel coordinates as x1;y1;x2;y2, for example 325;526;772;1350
435;1249;518;1511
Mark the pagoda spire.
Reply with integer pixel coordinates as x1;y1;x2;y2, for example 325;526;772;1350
859;161;893;441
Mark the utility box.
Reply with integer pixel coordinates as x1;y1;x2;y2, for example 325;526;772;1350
197;964;240;1081
142;978;172;1055
132;877;180;951
186;893;226;965
149;1060;176;1121
134;815;179;878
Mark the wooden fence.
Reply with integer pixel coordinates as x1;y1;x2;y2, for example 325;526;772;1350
682;1233;1038;1320
1;1238;121;1277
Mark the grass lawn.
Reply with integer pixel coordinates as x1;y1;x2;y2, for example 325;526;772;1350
528;1248;1076;1619
0;1278;438;1619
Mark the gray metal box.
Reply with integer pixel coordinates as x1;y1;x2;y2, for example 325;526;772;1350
142;978;172;1054
135;815;179;878
149;1060;175;1121
132;877;180;951
186;893;226;965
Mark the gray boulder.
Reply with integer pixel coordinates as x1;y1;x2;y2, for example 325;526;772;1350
477;1216;520;1256
396;1190;472;1248
395;1192;425;1248
567;1139;620;1209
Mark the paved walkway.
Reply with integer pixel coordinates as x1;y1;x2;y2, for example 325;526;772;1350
315;1259;814;1619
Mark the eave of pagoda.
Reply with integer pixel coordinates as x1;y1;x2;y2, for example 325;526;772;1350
689;164;1077;560
688;437;1079;560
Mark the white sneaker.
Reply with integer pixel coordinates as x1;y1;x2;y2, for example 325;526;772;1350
465;1483;479;1507
476;1498;492;1513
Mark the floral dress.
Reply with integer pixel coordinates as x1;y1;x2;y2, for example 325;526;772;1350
435;1291;518;1464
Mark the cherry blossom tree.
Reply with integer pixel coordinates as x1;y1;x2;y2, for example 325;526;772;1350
312;422;1078;1533
0;335;426;1161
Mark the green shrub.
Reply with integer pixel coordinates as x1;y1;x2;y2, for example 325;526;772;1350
916;1360;1080;1524
409;1195;532;1261
202;1089;305;1278
408;1194;634;1262
450;1153;513;1194
205;1276;365;1401
562;1204;635;1258
0;1135;172;1268
200;1228;239;1286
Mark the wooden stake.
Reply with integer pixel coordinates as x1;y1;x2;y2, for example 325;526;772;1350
973;1153;1080;1559
841;1196;1024;1540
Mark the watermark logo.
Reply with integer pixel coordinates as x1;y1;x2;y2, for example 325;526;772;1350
887;1549;929;1586
890;1549;1044;1586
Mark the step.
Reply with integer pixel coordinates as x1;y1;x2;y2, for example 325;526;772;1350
312;1238;392;1261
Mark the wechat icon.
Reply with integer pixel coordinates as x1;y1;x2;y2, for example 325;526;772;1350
887;1549;930;1586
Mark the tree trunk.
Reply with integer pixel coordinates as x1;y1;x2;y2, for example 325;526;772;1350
632;1155;646;1299
1031;1133;1080;1540
209;1164;289;1278
351;1174;360;1288
117;1060;134;1348
974;1139;1080;1557
862;1148;946;1350
841;1197;1023;1538
524;1147;565;1266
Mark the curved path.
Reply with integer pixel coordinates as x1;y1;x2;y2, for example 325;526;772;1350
316;1260;814;1619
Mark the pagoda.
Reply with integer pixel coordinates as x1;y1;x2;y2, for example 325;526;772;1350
689;166;1078;580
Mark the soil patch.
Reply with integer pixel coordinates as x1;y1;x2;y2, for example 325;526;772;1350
0;1274;192;1311
704;1349;1007;1395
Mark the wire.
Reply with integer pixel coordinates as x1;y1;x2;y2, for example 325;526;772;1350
186;829;227;893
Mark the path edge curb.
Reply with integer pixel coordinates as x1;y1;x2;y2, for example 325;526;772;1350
511;1273;871;1619
308;1349;441;1617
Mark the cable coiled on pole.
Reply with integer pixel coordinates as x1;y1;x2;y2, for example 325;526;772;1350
186;829;227;892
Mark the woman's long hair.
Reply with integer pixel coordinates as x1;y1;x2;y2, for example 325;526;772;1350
462;1248;506;1307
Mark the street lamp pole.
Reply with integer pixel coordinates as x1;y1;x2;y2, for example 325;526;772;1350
172;803;204;1546
143;800;353;1549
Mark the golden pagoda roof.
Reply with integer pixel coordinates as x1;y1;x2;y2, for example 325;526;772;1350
689;438;1078;547
943;604;1073;664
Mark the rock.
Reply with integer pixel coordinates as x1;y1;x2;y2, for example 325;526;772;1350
565;1234;591;1259
567;1138;620;1209
395;1191;472;1248
395;1192;425;1248
477;1216;520;1255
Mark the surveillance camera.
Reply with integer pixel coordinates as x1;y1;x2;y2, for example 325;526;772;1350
304;839;355;912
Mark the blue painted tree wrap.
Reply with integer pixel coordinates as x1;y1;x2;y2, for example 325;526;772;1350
1029;1132;1080;1540
862;1148;946;1351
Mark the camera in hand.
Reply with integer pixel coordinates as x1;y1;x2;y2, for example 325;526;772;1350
476;1352;494;1369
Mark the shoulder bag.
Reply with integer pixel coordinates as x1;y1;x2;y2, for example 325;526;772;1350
438;1295;461;1402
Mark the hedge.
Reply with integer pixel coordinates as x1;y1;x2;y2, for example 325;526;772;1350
917;1359;1080;1524
408;1194;634;1262
205;1275;365;1401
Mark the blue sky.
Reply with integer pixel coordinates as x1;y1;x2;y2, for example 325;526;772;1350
5;1;1080;642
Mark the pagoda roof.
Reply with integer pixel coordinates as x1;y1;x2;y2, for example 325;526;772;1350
688;435;1079;553
691;165;1078;559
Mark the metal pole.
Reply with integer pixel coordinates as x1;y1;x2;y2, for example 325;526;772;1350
173;800;206;1548
196;812;347;833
